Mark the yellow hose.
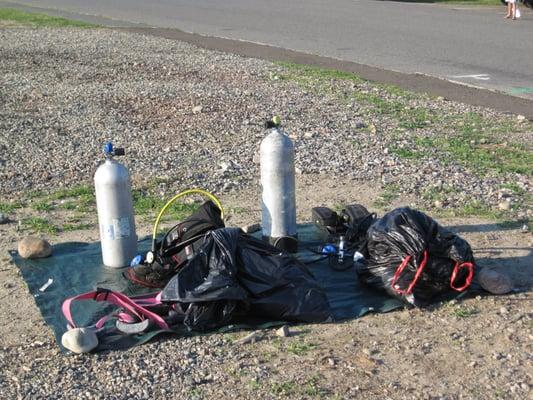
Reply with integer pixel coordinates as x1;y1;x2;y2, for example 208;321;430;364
151;188;224;244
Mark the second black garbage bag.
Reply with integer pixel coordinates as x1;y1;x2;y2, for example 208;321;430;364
161;228;333;331
356;207;476;306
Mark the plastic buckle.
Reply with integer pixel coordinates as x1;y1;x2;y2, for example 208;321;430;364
93;287;111;301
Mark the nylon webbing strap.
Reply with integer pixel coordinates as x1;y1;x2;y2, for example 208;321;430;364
62;289;169;330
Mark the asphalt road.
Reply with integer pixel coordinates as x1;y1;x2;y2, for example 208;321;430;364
2;0;533;113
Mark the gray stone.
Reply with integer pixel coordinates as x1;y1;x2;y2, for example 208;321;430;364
18;237;52;259
0;213;9;224
234;331;263;345
477;268;513;295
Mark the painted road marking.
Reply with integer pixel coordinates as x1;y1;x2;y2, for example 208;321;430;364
450;74;491;81
509;87;533;95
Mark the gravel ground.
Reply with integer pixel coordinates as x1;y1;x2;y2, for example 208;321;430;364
0;27;532;400
0;28;531;216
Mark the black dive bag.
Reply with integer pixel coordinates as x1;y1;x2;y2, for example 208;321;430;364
125;201;225;288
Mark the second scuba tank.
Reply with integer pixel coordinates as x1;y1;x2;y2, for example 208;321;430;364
94;142;137;268
260;117;298;252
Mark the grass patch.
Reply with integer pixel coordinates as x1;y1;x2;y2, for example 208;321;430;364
32;200;54;212
421;185;457;203
22;217;58;234
415;113;533;176
25;185;96;213
62;222;93;232
286;340;317;356
451;307;479;318
499;182;526;196
270;381;297;396
397;107;433;130
373;184;400;209
248;379;262;391
132;189;199;220
277;62;436;129
187;387;204;400
0;201;23;213
50;185;94;200
57;201;78;210
276;62;532;179
0;8;98;27
389;146;422;159
277;62;363;85
453;200;500;219
304;376;329;397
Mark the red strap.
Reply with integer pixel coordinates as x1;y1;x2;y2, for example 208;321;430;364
450;262;474;291
62;289;169;330
391;250;429;295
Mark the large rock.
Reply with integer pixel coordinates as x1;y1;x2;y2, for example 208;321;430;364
18;237;52;259
61;328;98;354
477;268;513;295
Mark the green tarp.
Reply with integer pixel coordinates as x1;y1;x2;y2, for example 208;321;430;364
10;224;403;350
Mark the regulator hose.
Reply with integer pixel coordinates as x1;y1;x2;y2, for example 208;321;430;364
151;188;224;252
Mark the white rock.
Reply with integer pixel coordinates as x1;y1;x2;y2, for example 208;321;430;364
192;105;203;114
61;328;98;354
275;325;290;338
241;223;261;234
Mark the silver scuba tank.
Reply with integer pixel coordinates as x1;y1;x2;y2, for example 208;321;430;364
260;118;298;252
94;143;137;268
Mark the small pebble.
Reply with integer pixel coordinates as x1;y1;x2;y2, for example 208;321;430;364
275;325;290;338
0;213;9;224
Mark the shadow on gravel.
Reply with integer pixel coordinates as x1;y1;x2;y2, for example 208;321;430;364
448;222;527;233
447;221;533;290
476;248;533;290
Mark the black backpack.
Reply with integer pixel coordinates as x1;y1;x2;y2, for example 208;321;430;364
311;204;376;244
340;204;377;243
125;201;225;288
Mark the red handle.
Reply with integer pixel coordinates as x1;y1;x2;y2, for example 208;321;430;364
391;250;429;295
450;262;474;291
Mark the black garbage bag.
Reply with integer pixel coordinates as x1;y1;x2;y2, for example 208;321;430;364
161;228;333;331
356;207;475;306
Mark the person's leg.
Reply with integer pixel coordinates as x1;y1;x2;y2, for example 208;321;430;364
506;2;511;18
512;2;516;19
